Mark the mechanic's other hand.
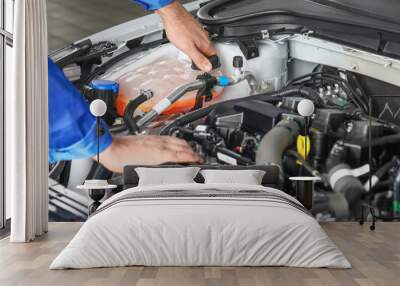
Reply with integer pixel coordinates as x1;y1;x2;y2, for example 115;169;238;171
99;135;203;173
156;1;217;72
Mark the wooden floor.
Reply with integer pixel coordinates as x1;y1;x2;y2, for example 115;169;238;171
0;222;399;286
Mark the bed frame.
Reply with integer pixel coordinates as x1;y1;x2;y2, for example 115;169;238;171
87;164;313;215
122;164;281;189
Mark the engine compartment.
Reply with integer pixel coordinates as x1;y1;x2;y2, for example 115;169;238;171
50;30;400;222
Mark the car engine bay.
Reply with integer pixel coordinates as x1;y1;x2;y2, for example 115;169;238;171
49;2;400;222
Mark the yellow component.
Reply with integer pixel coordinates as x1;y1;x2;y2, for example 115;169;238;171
296;135;311;161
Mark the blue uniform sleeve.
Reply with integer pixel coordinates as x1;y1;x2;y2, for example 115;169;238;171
131;0;173;10
48;58;112;163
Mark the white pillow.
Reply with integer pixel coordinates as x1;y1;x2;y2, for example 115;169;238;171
200;169;266;185
135;167;200;186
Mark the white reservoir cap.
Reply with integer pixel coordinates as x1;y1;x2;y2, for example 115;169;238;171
90;99;107;117
297;99;315;117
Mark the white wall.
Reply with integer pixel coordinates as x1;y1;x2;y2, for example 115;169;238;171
5;44;11;220
5;0;13;33
4;0;14;220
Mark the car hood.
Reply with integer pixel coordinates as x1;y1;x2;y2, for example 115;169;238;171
198;0;400;59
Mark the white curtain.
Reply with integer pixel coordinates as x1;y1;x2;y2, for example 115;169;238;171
7;0;48;242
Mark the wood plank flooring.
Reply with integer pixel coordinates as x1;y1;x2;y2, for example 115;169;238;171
0;222;399;286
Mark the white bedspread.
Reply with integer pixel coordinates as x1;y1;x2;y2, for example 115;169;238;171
50;183;351;269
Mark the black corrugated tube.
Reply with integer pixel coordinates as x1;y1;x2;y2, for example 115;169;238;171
124;93;150;134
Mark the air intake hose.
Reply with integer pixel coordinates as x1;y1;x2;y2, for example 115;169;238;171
327;163;365;209
256;119;300;169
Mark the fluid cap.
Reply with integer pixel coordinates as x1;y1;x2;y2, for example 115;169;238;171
192;55;221;71
90;79;119;93
90;99;107;117
297;99;315;117
233;56;243;68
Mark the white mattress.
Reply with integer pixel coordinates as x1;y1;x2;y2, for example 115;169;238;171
50;183;351;269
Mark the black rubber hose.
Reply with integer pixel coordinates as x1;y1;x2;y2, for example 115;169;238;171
370;134;400;147
161;106;214;136
363;160;394;193
124;94;149;134
216;146;253;166
370;180;393;195
346;72;370;110
279;86;325;106
160;86;323;135
286;71;325;87
375;161;394;179
286;149;329;186
287;150;317;176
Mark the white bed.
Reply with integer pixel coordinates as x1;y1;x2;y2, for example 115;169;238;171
50;183;351;269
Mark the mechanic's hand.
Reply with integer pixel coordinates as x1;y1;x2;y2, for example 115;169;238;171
98;135;203;173
156;1;217;72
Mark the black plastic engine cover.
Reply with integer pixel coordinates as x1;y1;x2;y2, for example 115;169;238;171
311;109;347;133
234;100;283;133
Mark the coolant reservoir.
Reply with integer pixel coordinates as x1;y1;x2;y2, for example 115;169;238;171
214;40;288;101
116;59;222;116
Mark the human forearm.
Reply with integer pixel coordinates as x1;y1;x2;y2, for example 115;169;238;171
99;135;202;173
131;0;174;11
48;58;112;163
155;1;217;72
